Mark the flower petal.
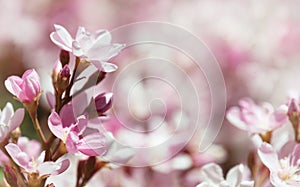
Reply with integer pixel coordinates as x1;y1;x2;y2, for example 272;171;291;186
8;108;24;131
257;143;280;172
50;24;73;51
48;112;64;140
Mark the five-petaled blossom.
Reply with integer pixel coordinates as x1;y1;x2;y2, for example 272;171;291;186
196;163;254;187
5;69;41;103
0;102;24;142
5;143;69;178
50;24;125;72
227;98;287;134
258;142;300;187
48;104;110;156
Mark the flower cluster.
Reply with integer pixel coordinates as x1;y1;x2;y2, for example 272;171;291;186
0;24;132;187
197;97;300;187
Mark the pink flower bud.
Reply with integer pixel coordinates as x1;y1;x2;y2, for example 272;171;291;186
95;93;113;114
60;65;71;79
288;98;299;118
5;69;41;103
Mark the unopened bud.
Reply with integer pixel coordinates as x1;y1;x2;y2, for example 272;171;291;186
95;93;113;115
46;183;55;187
60;50;70;66
57;65;71;93
288;99;299;118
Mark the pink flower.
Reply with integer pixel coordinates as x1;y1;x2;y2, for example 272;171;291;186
197;163;254;187
226;98;287;134
0;137;40;166
50;24;125;72
0;102;24;142
4;69;41;103
258;142;300;187
48;104;110;156
5;143;69;177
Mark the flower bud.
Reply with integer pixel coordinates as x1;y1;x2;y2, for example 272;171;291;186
5;69;41;104
288;98;299;119
56;65;71;93
95;93;113;115
60;50;70;66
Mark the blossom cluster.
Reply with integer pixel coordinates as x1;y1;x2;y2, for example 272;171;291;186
0;24;131;187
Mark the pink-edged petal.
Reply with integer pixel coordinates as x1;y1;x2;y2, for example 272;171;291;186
65;132;79;154
48;112;64;140
38;158;70;176
18;137;41;159
257;143;280;172
77;133;107;156
8;108;24;131
71;115;88;134
226;107;247;131
50;24;73;50
200;163;225;184
4;76;24;100
5;143;29;168
0;102;14;124
226;164;244;187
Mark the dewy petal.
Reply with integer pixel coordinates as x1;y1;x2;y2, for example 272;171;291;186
75;26;93;51
226;164;244;187
72;41;84;57
48;112;64;140
200;163;225;184
5;143;29;168
8;108;24;131
50;24;73;51
0;102;14;124
257;143;280;172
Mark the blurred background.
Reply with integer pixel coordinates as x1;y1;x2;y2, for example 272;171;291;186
1;0;300;186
